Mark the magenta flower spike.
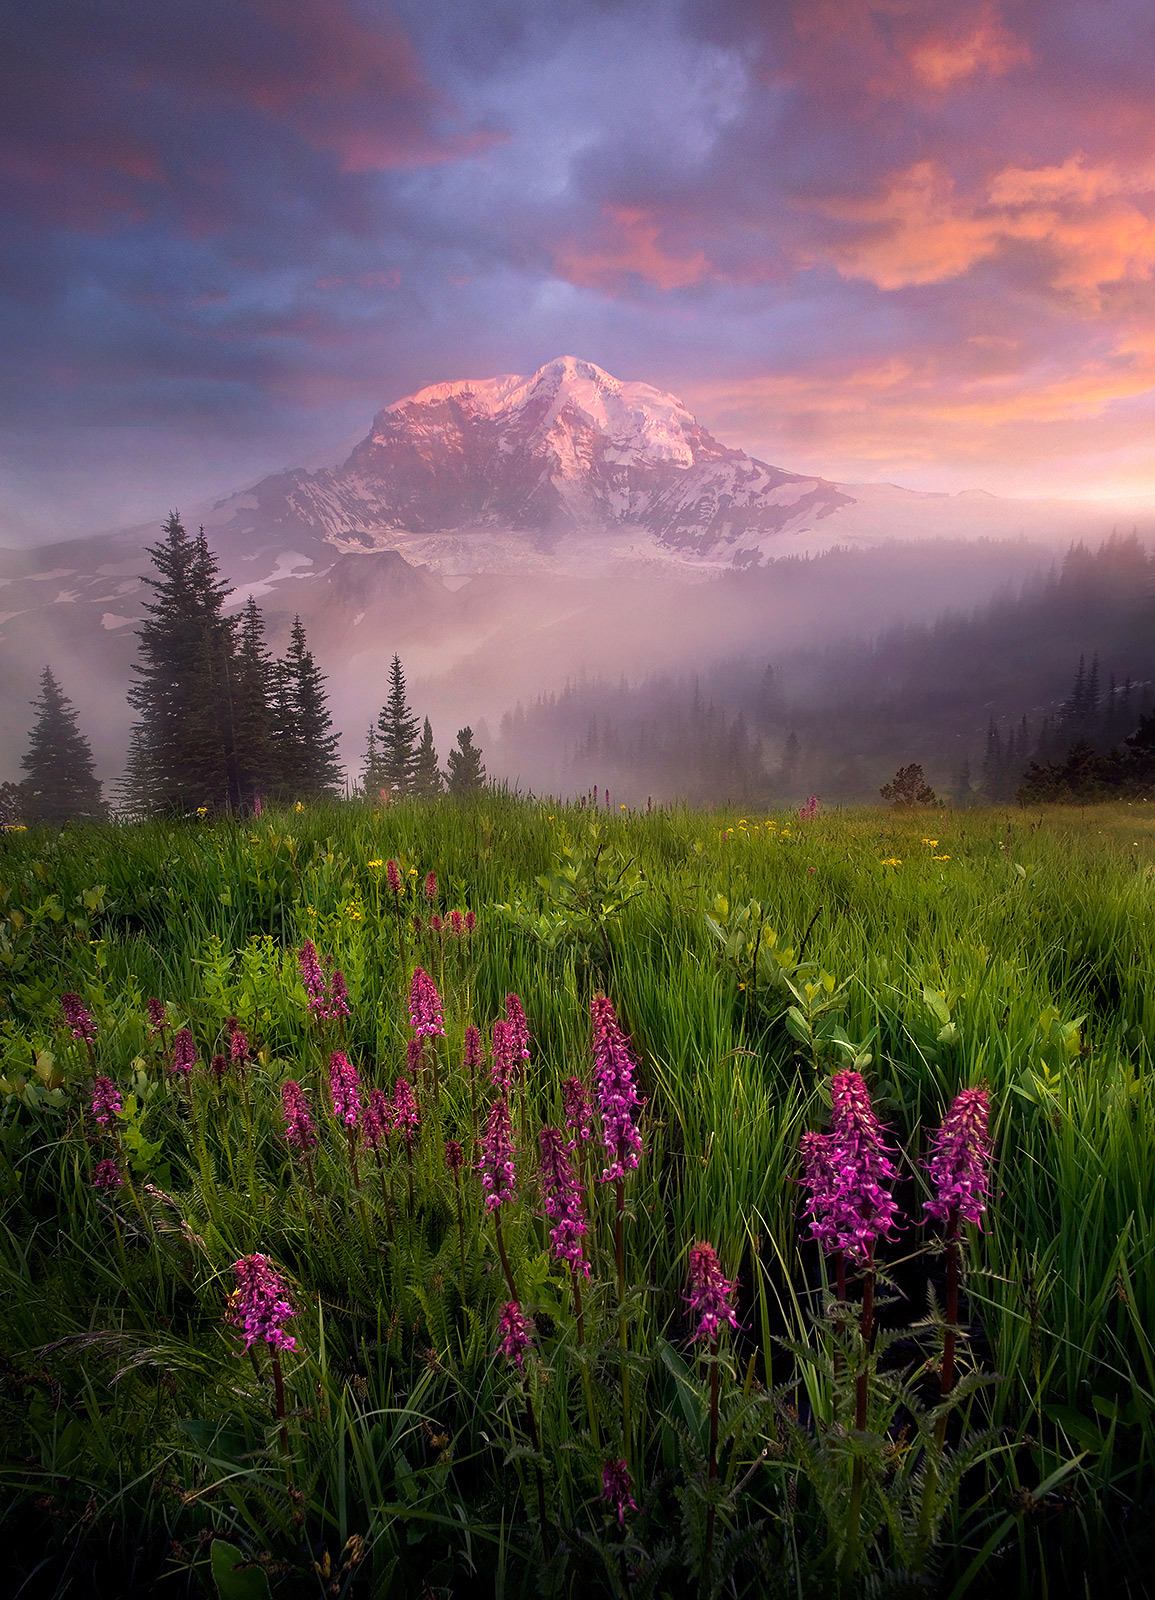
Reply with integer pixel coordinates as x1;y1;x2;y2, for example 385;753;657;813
445;1138;464;1175
298;941;325;1004
228;1253;297;1352
61;993;95;1043
324;969;351;1020
590;994;645;1183
463;1024;484;1074
497;1301;533;1367
392;1076;420;1152
408;967;446;1038
924;1087;993;1229
561;1077;593;1145
464;910;476;935
210;1054;228;1082
449;910;464;938
281;1080;316;1153
424;870;438;902
146;997;168;1036
478;1098;516;1211
505;993;530;1062
329;1051;361;1127
538;1125;589;1275
92;1157;123;1190
171;1027;196;1077
386;859;402;896
91;1076;122;1128
799;1071;901;1263
362;1087;392;1152
429;913;443;934
404;1037;424;1080
490;1018;516;1092
228;1019;249;1064
600;1459;637;1527
686;1241;740;1345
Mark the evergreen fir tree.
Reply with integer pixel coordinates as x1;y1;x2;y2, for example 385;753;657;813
19;667;107;823
128;513;239;811
446;726;486;794
375;655;420;795
362;725;386;799
277;617;342;799
232;598;277;804
412;717;443;797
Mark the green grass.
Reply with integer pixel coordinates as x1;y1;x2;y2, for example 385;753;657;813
2;795;1155;1596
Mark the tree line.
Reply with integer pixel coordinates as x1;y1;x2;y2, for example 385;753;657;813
2;514;486;824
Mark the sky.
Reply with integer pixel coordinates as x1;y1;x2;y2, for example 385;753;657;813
5;0;1155;544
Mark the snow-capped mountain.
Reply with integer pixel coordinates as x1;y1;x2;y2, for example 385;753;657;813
206;355;853;573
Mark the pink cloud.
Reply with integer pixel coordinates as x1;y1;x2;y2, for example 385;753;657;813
553;206;711;293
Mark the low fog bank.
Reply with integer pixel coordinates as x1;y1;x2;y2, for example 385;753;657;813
0;529;1125;806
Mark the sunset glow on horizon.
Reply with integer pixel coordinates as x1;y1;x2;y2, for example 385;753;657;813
5;0;1155;538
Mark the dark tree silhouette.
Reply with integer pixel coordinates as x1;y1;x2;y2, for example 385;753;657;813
276;617;342;800
20;667;106;823
412;717;443;797
880;764;939;807
375;655;420;795
446;726;486;794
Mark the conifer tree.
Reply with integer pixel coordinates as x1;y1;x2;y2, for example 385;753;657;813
412;717;443;797
20;667;106;823
362;725;385;799
446;726;486;794
128;513;239;811
277;617;342;799
375;655;420;795
232;598;277;803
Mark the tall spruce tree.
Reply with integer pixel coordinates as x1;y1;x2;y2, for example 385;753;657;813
362;724;385;799
446;725;486;794
128;513;239;811
375;655;420;795
412;717;443;797
232;598;277;803
20;667;106;823
277;617;342;799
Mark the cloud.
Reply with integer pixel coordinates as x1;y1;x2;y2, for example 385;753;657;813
552;207;712;293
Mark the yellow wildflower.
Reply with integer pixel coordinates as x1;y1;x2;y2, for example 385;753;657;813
880;857;903;866
367;859;383;868
932;854;951;861
921;838;938;847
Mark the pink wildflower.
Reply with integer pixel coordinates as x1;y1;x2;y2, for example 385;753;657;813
490;1018;516;1092
497;1301;533;1368
924;1087;993;1229
392;1076;420;1151
363;1087;392;1152
590;994;645;1183
92;1158;123;1190
146;998;167;1036
210;1053;228;1082
385;859;402;896
328;1051;361;1127
424;870;437;902
478;1098;516;1211
799;1072;901;1263
323;969;351;1020
505;994;530;1062
686;1241;740;1345
281;1081;315;1153
91;1076;122;1128
464;910;476;934
171;1027;196;1077
449;910;464;938
561;1077;593;1144
408;968;445;1038
429;912;442;934
227;1019;249;1063
463;1024;484;1076
538;1126;589;1275
600;1459;637;1527
61;993;95;1043
445;1139;464;1175
298;941;325;1004
228;1254;296;1352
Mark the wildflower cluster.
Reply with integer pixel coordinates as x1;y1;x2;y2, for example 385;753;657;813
686;1241;739;1345
298;940;351;1021
590;994;645;1182
799;1070;900;1262
479;1098;516;1210
538;1125;589;1274
228;1254;296;1352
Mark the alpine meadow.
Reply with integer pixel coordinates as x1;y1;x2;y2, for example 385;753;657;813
8;2;1155;1596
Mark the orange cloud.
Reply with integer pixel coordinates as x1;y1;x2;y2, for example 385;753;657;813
553;206;710;293
905;6;1029;88
809;161;999;288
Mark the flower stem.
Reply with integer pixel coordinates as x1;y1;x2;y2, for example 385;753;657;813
615;1177;631;1469
703;1336;720;1594
494;1209;518;1301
